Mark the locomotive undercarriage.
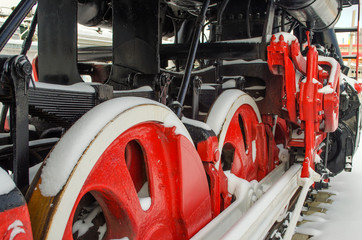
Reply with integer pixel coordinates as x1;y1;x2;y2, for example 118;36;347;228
0;0;361;239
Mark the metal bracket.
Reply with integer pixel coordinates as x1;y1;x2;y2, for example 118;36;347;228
158;73;172;105
3;55;31;190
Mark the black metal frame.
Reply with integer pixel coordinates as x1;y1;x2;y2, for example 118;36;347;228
1;55;32;190
38;0;82;85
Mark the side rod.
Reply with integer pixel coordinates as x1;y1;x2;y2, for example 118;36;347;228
175;0;210;117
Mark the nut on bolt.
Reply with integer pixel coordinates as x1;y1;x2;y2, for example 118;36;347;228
15;56;32;78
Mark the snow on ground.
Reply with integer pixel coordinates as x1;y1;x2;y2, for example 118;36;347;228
296;146;362;239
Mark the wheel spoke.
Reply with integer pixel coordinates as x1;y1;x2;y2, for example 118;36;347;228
224;106;259;181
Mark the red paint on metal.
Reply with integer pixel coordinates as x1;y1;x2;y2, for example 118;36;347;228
267;35;298;124
62;122;212;239
196;136;231;217
197;136;219;164
354;83;362;93
267;33;341;178
275;118;290;147
291;40;307;75
299;46;320;178
318;58;340;133
31;57;39;82
255;123;271;180
0;205;33;240
202;162;231;217
262;115;282;171
222;104;268;181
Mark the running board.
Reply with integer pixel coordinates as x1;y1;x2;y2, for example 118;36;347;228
192;163;314;240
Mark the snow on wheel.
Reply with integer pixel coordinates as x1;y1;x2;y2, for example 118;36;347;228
27;97;212;240
206;90;268;181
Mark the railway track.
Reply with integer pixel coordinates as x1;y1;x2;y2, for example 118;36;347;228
292;191;335;240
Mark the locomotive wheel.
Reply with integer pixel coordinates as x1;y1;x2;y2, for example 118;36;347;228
27;97;212;240
206;90;267;181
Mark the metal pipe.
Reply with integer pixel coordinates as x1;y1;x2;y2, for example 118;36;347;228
215;0;230;42
21;9;37;55
246;0;252;38
324;132;330;169
276;0;342;32
175;0;210;117
281;10;285;32
260;0;275;60
171;18;180;71
0;0;37;52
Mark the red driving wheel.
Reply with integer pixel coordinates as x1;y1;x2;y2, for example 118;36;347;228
207;90;268;182
222;104;261;181
27;99;212;240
